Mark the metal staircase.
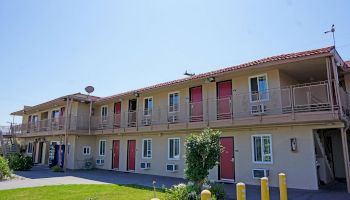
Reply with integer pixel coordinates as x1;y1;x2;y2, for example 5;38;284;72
314;132;334;183
0;126;18;156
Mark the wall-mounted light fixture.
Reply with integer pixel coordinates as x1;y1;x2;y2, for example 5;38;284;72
290;138;297;152
207;77;215;82
133;91;140;98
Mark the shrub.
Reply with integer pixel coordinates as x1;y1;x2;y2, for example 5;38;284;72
164;183;189;200
209;183;226;200
185;128;223;187
8;153;33;171
165;182;224;200
0;156;12;180
51;165;64;172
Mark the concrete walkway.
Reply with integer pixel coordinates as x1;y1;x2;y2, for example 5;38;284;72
1;165;350;200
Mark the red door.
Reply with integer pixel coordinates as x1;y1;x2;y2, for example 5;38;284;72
190;86;203;122
127;140;136;171
220;137;234;180
114;102;121;127
217;81;232;120
112;140;120;169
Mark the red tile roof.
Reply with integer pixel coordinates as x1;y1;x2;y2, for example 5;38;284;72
99;46;334;103
345;61;350;68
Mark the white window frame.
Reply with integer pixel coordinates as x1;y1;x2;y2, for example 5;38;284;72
248;73;269;102
82;146;91;156
51;109;60;118
99;140;106;156
101;105;108;121
27;142;33;154
251;134;273;164
168;138;180;160
143;97;153;116
142;138;152;159
168;91;180;113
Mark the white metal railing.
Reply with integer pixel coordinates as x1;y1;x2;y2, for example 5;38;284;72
11;81;339;134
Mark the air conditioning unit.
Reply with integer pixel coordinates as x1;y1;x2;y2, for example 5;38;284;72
168;115;178;124
96;159;105;166
140;162;151;169
251;104;267;115
166;164;178;172
143;118;152;126
252;169;269;179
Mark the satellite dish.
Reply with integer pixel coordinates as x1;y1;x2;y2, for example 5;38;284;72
85;86;95;94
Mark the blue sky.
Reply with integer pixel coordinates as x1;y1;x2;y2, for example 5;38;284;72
0;0;349;125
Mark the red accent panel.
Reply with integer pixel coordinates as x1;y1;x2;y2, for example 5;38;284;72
114;102;121;127
220;137;234;180
190;86;203;122
217;81;232;119
60;107;65;116
127;140;136;171
112;140;120;169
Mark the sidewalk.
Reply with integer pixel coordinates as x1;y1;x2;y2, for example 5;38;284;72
1;165;349;200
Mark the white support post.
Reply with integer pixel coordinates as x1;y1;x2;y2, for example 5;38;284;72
341;128;350;193
326;57;335;116
331;57;343;116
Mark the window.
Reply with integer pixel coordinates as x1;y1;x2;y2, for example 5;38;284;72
252;135;272;164
99;140;106;156
101;106;108;121
144;97;153;116
249;74;268;102
27;142;33;154
142;139;152;159
52;110;60;119
83;146;91;155
168;138;180;160
168;92;180;112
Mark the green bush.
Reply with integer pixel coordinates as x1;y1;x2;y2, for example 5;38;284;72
0;156;12;180
209;183;226;200
8;153;33;171
185;128;223;187
51;165;63;172
165;184;193;200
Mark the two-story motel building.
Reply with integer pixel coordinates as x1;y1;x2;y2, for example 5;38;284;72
8;46;350;192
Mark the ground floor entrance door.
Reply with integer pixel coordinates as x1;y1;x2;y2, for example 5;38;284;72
127;140;136;171
112;140;120;169
220;137;235;181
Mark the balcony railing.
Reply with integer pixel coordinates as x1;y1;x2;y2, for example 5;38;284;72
9;116;90;136
11;81;340;135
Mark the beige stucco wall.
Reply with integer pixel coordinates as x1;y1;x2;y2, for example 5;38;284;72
208;126;318;190
85;123;342;190
344;73;350;93
94;133;187;178
18;135;76;169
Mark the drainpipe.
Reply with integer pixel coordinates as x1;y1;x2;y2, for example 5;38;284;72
340;118;350;193
332;53;350;193
88;98;92;135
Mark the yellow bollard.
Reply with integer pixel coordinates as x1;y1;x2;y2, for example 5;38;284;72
201;189;212;200
261;177;270;200
236;182;246;200
279;173;288;200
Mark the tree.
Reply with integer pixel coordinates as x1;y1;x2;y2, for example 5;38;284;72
185;128;223;187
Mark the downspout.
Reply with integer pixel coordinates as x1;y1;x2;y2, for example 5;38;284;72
331;52;350;193
63;96;73;172
88;97;92;135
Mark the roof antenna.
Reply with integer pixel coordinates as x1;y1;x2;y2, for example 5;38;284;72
324;24;336;47
184;70;195;77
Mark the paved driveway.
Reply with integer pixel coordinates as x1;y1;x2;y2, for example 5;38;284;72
1;166;350;200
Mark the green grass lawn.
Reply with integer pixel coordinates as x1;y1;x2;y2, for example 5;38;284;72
0;184;166;200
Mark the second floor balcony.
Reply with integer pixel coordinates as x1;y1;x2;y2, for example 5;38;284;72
11;81;347;136
90;80;343;133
